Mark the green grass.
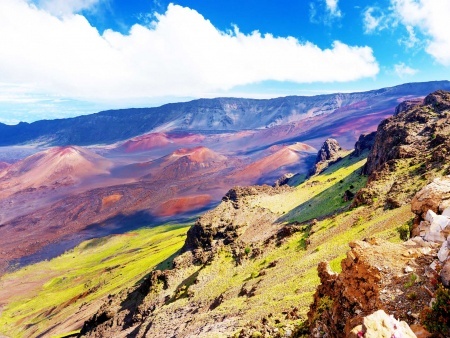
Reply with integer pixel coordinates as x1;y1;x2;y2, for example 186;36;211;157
254;152;367;222
0;223;190;338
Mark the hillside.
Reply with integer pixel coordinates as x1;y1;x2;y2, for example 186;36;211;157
1;90;450;338
1;81;450;146
76;90;450;337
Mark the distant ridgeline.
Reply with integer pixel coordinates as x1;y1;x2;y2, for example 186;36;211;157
1;81;450;146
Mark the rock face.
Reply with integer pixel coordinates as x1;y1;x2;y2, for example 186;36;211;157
310;175;450;338
411;176;450;219
308;238;438;337
353;90;450;209
395;98;423;115
353;132;376;157
363;91;450;176
309;138;344;175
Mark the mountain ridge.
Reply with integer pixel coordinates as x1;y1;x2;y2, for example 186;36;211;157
1;80;450;146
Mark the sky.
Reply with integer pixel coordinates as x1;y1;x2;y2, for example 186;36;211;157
0;0;449;124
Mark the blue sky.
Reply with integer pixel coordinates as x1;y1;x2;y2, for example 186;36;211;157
0;0;449;124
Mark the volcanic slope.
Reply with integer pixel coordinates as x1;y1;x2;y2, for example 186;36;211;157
74;90;450;338
0;142;372;338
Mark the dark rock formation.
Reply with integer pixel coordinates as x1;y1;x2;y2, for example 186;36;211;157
363;91;450;176
394;98;423;115
273;173;294;187
309;138;344;176
353;132;376;157
316;138;342;163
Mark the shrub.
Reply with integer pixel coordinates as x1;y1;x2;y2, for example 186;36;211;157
421;284;450;336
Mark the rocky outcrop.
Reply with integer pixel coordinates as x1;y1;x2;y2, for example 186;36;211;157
353;132;376;157
182;184;291;264
364;91;450;176
353;91;450;209
395;98;423;115
310;176;450;338
410;178;450;288
273;173;294;187
308;238;438;337
309;138;344;176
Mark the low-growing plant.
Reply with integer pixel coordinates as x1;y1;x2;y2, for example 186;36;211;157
404;273;418;288
397;218;414;241
421;284;450;336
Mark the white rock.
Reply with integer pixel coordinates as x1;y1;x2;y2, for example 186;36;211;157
424;230;446;243
442;207;450;217
404;266;413;273
420;247;432;255
432;215;450;230
438;241;450;262
425;209;437;223
430;260;440;271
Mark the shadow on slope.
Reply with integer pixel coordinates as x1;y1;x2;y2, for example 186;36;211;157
279;151;368;224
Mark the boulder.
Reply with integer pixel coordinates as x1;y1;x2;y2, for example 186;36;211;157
441;260;450;287
438;241;450;262
309;138;344;176
348;310;417;338
411;177;450;219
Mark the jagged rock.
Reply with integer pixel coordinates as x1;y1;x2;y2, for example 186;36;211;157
395;99;423;115
310;138;344;176
273;173;294;187
364;91;450;176
411;177;450;219
308;239;437;337
316;138;342;163
438;241;450;263
353;132;376;157
348;310;417;338
441;260;450;287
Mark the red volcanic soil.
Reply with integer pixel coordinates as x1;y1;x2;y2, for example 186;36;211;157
120;132;205;153
233;143;313;182
154;195;212;217
0;146;112;197
121;133;171;152
170;146;226;163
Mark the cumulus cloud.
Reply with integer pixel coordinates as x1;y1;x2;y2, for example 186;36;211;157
391;0;450;65
0;0;379;103
394;62;418;77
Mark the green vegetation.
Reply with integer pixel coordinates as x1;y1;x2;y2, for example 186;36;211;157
404;273;419;288
397;218;414;241
0;224;190;338
421;284;450;336
255;152;368;223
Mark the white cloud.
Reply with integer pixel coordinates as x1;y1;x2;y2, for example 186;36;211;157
391;0;450;65
394;62;418;77
363;7;397;34
0;0;379;104
398;25;420;48
36;0;102;16
363;7;385;33
325;0;341;18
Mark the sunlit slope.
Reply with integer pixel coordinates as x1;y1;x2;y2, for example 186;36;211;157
0;224;190;338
